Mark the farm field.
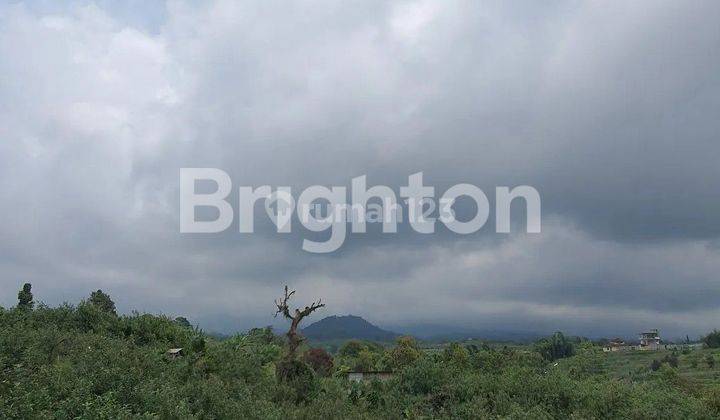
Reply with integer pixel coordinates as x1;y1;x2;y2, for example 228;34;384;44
603;348;720;384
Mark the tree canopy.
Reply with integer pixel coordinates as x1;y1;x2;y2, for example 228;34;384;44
17;283;33;309
88;289;116;314
534;331;575;361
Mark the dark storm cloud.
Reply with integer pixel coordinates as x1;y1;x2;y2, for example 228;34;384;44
1;0;719;337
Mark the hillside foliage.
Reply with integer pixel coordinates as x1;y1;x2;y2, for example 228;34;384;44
2;293;720;418
704;330;720;348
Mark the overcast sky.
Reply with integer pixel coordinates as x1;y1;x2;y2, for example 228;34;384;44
1;0;719;339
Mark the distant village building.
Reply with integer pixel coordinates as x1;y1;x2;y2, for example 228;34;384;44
602;329;668;352
602;341;636;352
347;371;394;383
602;329;705;352
638;329;661;351
605;338;627;352
166;348;184;359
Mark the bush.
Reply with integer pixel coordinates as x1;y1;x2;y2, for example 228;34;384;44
389;336;421;370
303;348;333;377
565;343;606;378
88;290;116;315
662;353;679;368
443;342;470;367
338;340;366;358
706;354;715;369
398;356;448;395
705;331;720;348
534;332;575;361
275;359;317;402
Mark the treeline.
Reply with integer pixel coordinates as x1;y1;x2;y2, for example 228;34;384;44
2;285;720;418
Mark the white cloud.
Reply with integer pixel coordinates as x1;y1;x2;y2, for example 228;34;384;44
1;0;719;337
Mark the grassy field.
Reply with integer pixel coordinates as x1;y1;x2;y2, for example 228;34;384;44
421;339;720;386
603;347;720;384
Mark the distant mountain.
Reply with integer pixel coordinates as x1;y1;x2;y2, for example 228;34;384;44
302;315;399;342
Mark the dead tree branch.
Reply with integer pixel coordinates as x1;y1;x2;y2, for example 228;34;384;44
273;285;325;359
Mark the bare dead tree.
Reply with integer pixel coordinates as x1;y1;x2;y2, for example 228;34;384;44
275;285;324;360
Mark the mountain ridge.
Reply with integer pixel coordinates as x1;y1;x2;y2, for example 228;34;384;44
302;314;399;341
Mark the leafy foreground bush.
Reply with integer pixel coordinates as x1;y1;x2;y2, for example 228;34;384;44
2;304;720;419
704;330;720;348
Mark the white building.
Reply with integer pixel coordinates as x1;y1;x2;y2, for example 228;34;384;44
638;329;661;351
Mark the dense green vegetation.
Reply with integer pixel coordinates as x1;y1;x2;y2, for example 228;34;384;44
3;289;720;418
533;331;575;362
704;330;720;349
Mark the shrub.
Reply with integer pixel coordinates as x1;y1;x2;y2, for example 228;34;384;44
174;317;192;328
662;353;679;368
303;348;333;377
443;342;470;368
566;343;606;378
706;354;715;369
338;340;366;358
704;330;720;348
534;332;575;361
275;359;317;402
398;356;448;395
88;290;116;315
355;348;379;372
390;336;422;370
17;283;34;310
